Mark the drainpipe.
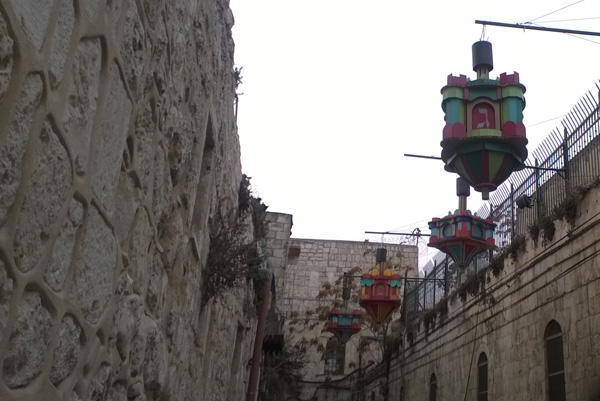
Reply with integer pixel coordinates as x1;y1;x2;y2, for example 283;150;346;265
246;276;272;401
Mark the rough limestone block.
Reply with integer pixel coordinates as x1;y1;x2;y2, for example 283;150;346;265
2;291;53;388
146;250;168;318
134;104;155;194
7;0;52;51
62;38;102;175
113;172;140;248
90;61;132;212
0;73;43;223
159;209;186;269
126;209;153;295
164;106;195;186
113;294;142;362
13;119;72;273
0;261;14;342
44;198;84;291
48;0;75;87
0;12;14;100
107;381;128;401
69;205;117;323
152;146;173;231
120;1;146;97
140;315;168;397
49;314;82;384
86;363;112;400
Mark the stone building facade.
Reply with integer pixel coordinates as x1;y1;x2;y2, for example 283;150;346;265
385;185;600;401
0;1;260;400
279;238;419;400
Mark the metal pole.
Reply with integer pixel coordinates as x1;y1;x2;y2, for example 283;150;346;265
488;203;494;261
510;183;515;242
403;153;442;160
535;159;542;219
433;267;436;307
423;279;427;310
365;231;431;237
444;256;449;297
563;127;570;192
246;279;271;401
475;20;600;37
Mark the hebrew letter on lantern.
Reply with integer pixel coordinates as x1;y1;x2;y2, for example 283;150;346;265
473;103;495;129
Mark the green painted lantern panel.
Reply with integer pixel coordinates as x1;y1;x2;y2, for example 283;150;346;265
501;86;524;98
502;98;524;123
442;86;464;100
361;278;373;287
390;279;402;288
444;99;465;124
468;87;498;101
467;129;501;138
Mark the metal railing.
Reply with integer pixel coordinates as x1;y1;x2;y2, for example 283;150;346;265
404;83;600;322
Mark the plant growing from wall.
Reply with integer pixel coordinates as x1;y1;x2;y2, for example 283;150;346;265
554;178;600;226
260;335;307;401
201;176;268;307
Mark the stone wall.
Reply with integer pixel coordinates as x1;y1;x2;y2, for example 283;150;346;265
387;186;600;401
0;1;257;400
264;212;293;300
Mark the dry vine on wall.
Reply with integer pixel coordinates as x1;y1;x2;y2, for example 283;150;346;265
201;175;269;307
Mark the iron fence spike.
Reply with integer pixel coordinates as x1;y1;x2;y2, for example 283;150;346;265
583;93;596;110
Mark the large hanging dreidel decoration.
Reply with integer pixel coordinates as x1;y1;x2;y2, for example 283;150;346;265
428;178;496;272
326;308;362;343
440;41;528;200
359;249;402;324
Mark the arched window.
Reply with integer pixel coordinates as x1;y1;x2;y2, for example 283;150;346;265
399;386;404;401
477;352;488;401
429;373;437;401
545;321;566;401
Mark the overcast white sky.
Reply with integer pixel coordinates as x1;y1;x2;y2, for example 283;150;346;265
230;0;600;266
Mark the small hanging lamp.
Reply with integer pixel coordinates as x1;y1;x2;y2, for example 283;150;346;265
428;178;496;271
326;308;362;343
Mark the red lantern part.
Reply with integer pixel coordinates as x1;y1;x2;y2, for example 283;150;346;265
326;308;362;342
359;272;402;324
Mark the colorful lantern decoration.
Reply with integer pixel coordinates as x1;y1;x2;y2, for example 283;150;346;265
359;268;402;324
326;308;362;343
440;41;528;199
428;209;496;270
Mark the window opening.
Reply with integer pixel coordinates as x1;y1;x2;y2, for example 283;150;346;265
478;352;488;401
429;373;437;401
545;321;566;401
324;338;345;375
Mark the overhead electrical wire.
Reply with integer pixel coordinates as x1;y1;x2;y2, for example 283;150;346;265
534;16;600;23
525;0;586;24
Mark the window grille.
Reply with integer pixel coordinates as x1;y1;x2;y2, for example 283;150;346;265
324;339;345;375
